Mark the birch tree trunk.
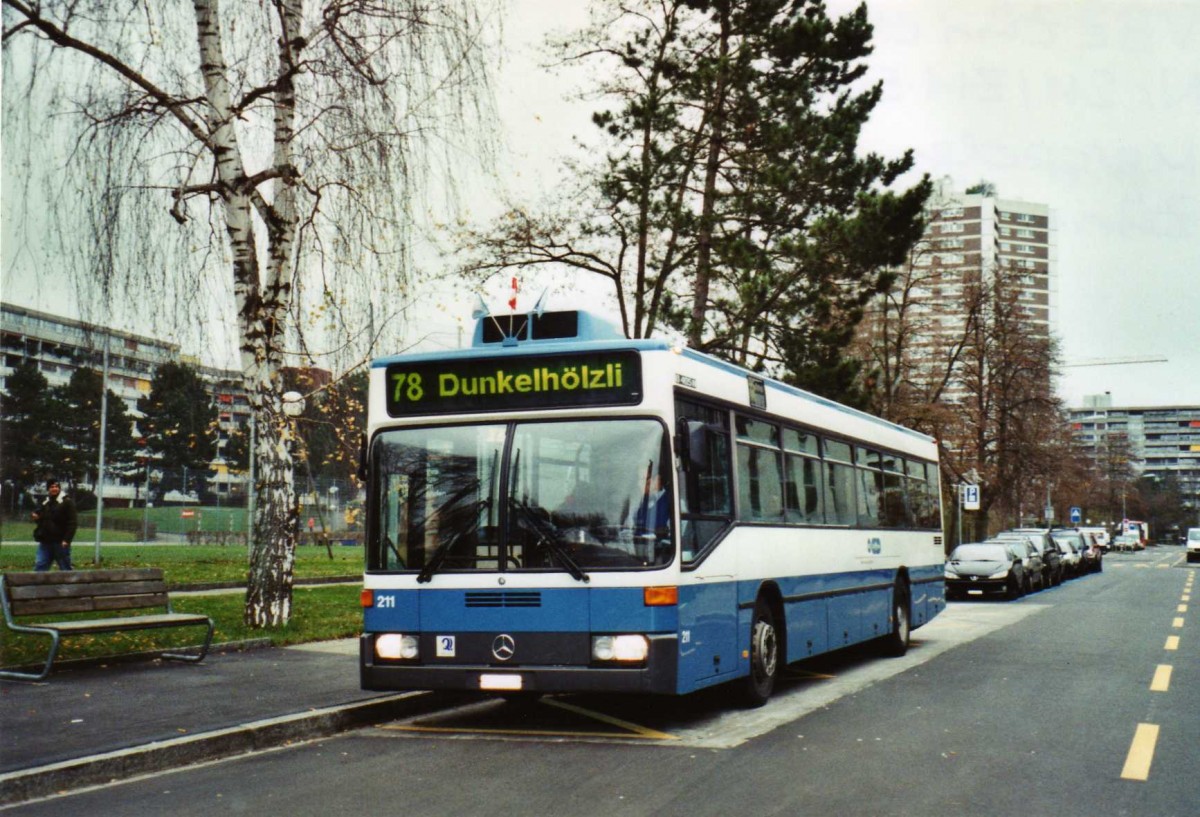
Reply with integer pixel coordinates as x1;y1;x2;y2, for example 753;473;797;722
194;0;302;626
3;0;493;626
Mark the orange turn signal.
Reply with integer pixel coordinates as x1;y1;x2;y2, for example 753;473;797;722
360;589;375;608
643;586;678;606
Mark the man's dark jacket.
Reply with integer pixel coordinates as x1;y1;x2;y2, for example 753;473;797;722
35;493;78;544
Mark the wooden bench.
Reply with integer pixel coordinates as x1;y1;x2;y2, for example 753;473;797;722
0;568;214;682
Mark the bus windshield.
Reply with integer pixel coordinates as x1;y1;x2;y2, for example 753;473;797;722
370;419;673;574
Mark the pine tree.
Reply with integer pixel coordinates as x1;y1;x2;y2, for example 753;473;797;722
0;362;59;489
137;362;218;496
460;0;929;404
52;367;139;488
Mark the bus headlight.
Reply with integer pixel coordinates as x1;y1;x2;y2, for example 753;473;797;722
592;635;649;663
376;633;419;661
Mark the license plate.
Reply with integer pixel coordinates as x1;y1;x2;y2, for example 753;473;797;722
479;673;522;691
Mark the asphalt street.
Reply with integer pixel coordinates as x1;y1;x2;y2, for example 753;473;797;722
3;548;1195;816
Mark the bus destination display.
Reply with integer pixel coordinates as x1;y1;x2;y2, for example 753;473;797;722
385;351;642;416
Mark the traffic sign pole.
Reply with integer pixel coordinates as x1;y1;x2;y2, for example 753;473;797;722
958;484;981;546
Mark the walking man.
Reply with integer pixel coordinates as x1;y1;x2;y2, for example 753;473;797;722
31;479;77;571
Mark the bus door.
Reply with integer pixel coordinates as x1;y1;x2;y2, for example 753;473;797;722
675;403;738;692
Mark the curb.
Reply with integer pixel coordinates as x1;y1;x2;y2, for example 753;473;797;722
0;692;430;807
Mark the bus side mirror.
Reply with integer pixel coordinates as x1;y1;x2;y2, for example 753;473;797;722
676;419;709;472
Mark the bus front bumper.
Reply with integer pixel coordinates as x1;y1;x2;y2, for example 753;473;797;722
360;633;679;695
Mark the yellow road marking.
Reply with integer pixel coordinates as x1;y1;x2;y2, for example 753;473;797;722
1183;595;1191;602
544;699;679;740
1178;604;1188;613
1165;635;1180;650
1120;723;1160;781
1150;665;1173;692
382;699;678;742
1172;617;1185;628
385;723;667;740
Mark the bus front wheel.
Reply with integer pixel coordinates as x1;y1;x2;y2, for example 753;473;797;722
879;581;911;657
740;596;779;708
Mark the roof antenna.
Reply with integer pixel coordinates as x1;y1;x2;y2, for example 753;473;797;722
472;291;512;343
471;294;491;320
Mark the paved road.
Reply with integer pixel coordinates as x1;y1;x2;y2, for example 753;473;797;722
7;548;1196;816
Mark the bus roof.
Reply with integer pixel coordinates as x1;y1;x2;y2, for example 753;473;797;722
370;309;935;446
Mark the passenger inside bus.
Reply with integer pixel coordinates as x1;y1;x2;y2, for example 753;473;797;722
634;470;672;537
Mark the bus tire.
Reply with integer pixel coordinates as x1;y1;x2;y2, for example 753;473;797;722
879;581;910;657
740;595;779;708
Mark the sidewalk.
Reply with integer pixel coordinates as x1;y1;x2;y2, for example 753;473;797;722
0;639;438;806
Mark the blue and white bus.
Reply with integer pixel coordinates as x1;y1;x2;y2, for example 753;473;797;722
359;309;945;706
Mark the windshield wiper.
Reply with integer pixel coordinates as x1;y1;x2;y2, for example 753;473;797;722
417;513;484;583
415;479;487;583
509;497;590;583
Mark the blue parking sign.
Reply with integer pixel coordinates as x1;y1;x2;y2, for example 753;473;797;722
1070;506;1082;524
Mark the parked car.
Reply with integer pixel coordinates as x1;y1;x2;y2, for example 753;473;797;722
1076;531;1104;572
1051;529;1099;576
1077;526;1111;552
945;543;1028;600
1012;539;1045;592
1187;528;1200;563
1111;533;1142;552
1054;537;1083;578
999;529;1064;587
986;536;1044;592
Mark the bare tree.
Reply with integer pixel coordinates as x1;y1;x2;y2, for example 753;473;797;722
938;265;1061;534
3;0;496;625
853;205;982;428
857;241;1067;538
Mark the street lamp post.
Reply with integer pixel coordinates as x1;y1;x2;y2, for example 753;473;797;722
141;449;151;543
245;414;255;554
93;334;110;566
281;391;307;546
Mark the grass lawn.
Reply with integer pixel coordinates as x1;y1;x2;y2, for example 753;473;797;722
0;544;361;586
0;542;366;671
0;584;363;671
3;505;345;538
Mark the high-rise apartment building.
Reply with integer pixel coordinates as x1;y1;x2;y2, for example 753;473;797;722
1;301;247;500
892;184;1053;402
1;302;180;415
1069;395;1200;522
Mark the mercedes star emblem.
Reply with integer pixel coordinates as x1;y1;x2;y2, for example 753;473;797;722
491;633;516;661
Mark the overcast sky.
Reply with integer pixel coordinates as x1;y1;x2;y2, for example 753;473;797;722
490;0;1200;407
4;0;1197;408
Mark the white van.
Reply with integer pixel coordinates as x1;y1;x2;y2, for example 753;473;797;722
1187;528;1200;563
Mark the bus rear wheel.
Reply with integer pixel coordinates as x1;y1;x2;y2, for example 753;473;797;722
740;596;779;708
